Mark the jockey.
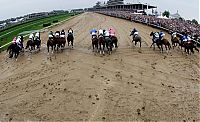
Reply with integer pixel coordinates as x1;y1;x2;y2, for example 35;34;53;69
29;33;34;41
132;28;139;39
60;29;65;38
181;33;190;42
48;31;54;39
104;30;110;38
68;28;73;35
55;31;60;37
153;32;159;43
35;32;40;41
35;32;40;38
159;31;165;41
16;36;22;49
98;28;104;37
12;37;17;44
90;29;97;38
109;28;116;37
172;32;177;39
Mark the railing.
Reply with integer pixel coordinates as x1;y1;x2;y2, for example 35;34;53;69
0;15;78;52
96;11;200;45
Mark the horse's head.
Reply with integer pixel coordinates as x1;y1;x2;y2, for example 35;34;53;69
150;32;154;36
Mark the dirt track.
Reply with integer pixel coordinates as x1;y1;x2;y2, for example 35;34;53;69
0;12;199;121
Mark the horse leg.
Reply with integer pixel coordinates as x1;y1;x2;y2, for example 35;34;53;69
47;45;50;53
99;43;102;54
9;51;13;58
71;40;74;48
96;43;99;52
160;45;163;53
191;48;194;54
15;52;19;60
187;48;190;55
103;43;105;55
165;45;167;51
150;42;153;48
51;45;54;54
92;43;95;52
110;44;112;55
194;46;199;52
57;44;59;51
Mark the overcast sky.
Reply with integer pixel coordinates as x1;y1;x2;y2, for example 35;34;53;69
0;0;199;22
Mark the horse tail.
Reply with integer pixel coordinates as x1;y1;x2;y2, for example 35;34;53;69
168;42;172;49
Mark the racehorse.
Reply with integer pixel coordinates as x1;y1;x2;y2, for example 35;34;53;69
130;31;142;47
47;37;56;53
110;36;118;48
67;33;74;48
92;36;98;52
7;43;21;59
25;38;41;51
162;38;171;51
54;37;66;50
105;36;113;55
171;36;179;48
54;35;61;51
98;35;105;55
150;32;163;52
181;40;199;54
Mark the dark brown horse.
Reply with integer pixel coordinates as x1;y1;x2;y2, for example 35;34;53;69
92;36;98;52
130;32;141;47
150;32;163;52
98;36;105;55
182;40;199;54
67;33;74;48
25;38;41;51
7;43;21;59
105;36;113;55
110;36;118;48
47;37;56;53
59;37;66;49
150;32;171;52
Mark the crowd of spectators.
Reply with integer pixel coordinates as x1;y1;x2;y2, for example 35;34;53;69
97;11;200;38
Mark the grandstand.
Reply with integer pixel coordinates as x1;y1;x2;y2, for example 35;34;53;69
107;0;124;5
89;1;156;14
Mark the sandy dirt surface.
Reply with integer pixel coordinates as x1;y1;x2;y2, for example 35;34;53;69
0;12;199;121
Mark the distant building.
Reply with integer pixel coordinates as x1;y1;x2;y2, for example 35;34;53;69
170;11;181;19
71;9;84;13
107;0;124;5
